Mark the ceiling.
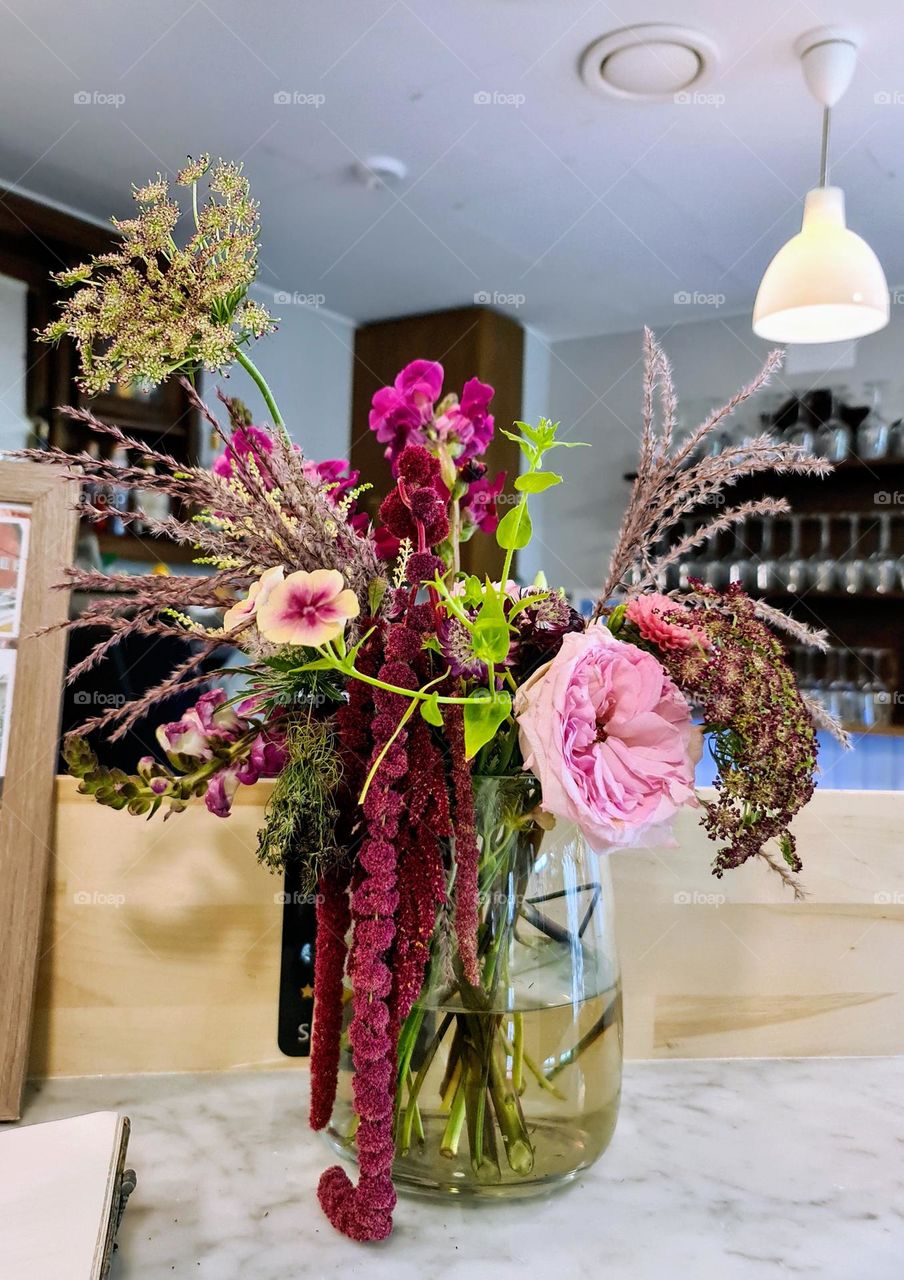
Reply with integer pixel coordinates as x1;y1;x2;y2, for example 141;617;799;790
0;0;901;340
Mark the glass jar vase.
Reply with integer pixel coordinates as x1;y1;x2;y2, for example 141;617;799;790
326;774;623;1198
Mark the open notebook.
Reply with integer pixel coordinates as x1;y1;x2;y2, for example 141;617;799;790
0;1111;135;1280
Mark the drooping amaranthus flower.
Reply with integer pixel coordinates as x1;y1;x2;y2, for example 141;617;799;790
656;583;818;877
40;157;275;395
317;626;418;1242
309;866;352;1132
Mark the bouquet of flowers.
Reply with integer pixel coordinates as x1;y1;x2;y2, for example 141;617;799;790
23;156;843;1243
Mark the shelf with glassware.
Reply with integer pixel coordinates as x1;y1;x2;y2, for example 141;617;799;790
636;382;904;731
45;377;203;569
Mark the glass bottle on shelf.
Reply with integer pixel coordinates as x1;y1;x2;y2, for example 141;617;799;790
812;514;836;593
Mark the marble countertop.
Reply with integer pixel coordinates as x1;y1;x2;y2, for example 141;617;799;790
14;1058;904;1279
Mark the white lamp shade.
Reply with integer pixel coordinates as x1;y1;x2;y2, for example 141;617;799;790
753;186;889;343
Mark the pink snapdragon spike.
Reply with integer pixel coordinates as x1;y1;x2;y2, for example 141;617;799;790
256;568;360;647
625;592;711;653
212;424;275;483
459;468;506;535
435;376;495;462
156;687;240;760
369;359;443;464
222;564;285;633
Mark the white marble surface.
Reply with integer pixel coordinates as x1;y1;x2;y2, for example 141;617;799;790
12;1058;904;1279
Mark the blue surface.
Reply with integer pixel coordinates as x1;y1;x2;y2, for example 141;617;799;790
695;730;904;791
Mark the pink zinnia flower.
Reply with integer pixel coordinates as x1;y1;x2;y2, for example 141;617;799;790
223;565;285;633
514;627;699;851
625;592;711;653
257;569;359;647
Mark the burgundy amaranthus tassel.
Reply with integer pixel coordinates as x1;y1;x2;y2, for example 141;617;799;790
309;866;351;1131
447;702;481;986
317;624;419;1242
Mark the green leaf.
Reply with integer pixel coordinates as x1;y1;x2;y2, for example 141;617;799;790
514;471;562;494
420;692;444;726
471;593;511;664
500;429;538;464
290;657;335;673
545;439;589;450
462;690;512;759
367;577;388;616
496;502;533;551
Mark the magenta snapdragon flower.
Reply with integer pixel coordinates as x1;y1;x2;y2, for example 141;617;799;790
435;376;495;463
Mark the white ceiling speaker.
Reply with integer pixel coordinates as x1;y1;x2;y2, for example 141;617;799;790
579;25;719;101
753;28;889;344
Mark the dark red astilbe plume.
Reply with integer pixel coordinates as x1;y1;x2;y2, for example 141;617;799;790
446;701;481;987
309;866;352;1131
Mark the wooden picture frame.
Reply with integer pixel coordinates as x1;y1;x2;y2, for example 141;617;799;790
0;462;77;1119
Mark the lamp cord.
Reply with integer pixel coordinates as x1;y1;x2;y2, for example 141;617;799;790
819;106;831;187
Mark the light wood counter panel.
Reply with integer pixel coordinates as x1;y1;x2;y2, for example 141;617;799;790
30;779;904;1077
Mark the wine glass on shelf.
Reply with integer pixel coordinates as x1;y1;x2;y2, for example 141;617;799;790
784;398;815;454
839;512;867;595
755;516;779;592
865;513;897;595
677;518;704;590
812;388;853;462
866;649;894;728
699;526;727;590
776;515;810;594
728;519;755;590
855;382;890;461
811;514;836;593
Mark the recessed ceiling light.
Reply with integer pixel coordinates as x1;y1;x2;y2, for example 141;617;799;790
579;24;718;101
352;155;408;191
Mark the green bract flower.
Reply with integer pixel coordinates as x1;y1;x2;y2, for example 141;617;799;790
40;155;275;395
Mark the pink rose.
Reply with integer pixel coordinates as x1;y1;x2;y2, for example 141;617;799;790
625;592;710;653
514;627;698;851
